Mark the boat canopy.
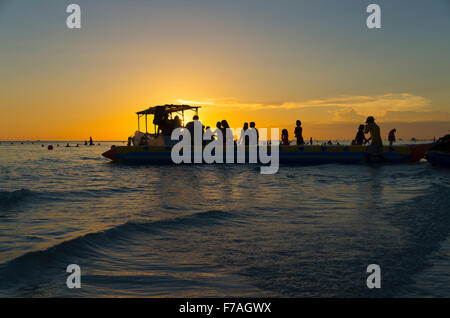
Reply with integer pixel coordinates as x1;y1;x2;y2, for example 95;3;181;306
136;104;200;134
137;104;200;115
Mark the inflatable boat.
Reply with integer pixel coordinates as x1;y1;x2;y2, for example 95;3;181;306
426;135;450;167
102;104;431;165
103;143;431;165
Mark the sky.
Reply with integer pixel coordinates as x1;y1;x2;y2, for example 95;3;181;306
0;0;449;140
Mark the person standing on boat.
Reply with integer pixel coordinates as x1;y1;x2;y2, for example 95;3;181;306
239;122;249;147
388;128;397;146
214;121;222;141
221;120;233;144
249;122;259;144
294;120;305;145
364;116;384;161
204;126;214;145
186;115;201;144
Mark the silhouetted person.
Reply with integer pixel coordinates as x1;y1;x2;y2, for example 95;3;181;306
186;115;201;144
84;141;88;145
66;143;70;147
89;137;94;146
214;121;222;140
171;115;182;133
310;137;313;145
281;129;289;146
249;122;259;144
364;116;384;162
294;120;304;145
221;120;232;144
388;129;397;146
239;122;249;146
352;124;368;145
204;126;214;145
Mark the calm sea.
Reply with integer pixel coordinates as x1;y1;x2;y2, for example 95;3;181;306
0;141;449;297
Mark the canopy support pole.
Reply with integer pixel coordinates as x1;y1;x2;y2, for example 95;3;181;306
145;114;148;133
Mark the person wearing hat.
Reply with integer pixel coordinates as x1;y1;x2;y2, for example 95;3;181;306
364;116;384;161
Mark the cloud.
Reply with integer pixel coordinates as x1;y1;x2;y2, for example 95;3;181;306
333;108;365;122
182;93;434;122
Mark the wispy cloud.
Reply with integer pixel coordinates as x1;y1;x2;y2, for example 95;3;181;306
179;93;435;122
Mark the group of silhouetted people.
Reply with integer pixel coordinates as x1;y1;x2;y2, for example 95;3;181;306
349;116;399;161
351;117;397;147
281;120;308;146
184;115;260;146
169;113;399;153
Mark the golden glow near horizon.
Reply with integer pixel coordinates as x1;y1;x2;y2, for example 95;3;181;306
0;1;449;141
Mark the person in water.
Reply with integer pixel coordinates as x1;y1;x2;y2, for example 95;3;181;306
89;137;94;145
294;120;305;145
364;116;384;161
281;129;289;146
352;124;368;145
388;128;397;146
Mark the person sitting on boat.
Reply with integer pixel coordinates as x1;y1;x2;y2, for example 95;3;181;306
294;120;305;145
388;128;397;146
249;122;259;144
160;113;173;135
281;129;290;146
352;124;368;145
364;116;384;161
172;115;182;130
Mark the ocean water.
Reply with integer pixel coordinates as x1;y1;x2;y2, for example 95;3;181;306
0;141;449;297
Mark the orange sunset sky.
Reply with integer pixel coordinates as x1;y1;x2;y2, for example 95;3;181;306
1;0;449;141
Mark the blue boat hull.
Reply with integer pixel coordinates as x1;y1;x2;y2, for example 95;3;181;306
426;150;450;167
103;144;431;165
